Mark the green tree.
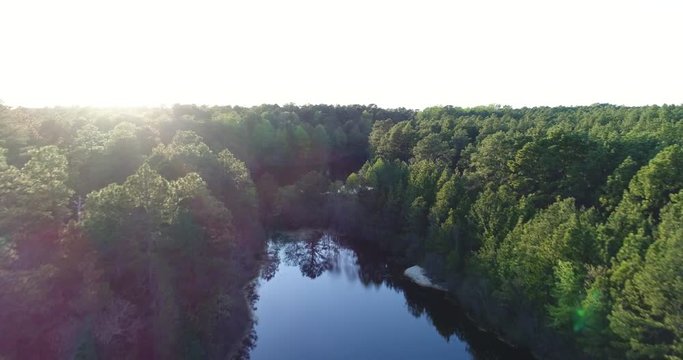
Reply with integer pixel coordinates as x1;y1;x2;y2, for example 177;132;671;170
599;156;639;212
412;133;454;164
547;260;584;331
470;185;523;271
496;198;597;306
374;121;415;161
0;146;73;261
601;145;683;261
368;120;393;157
508;130;606;207
609;191;683;359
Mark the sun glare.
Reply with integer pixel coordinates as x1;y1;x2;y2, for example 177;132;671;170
1;0;682;108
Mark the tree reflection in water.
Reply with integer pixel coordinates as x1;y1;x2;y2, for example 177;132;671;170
264;230;341;279
260;243;281;281
247;230;533;360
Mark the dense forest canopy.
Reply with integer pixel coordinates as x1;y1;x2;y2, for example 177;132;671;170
0;103;682;359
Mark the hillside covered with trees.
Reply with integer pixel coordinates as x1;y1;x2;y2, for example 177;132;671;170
0;103;682;359
342;104;683;359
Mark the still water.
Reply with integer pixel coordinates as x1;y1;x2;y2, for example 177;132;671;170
246;230;533;360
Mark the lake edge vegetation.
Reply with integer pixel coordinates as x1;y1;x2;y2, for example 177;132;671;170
1;103;682;359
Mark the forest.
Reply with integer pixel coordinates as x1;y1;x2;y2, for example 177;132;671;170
0;103;682;359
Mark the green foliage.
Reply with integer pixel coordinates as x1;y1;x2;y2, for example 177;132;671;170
342;104;683;359
0;146;73;242
599;156;639;212
470;185;523;271
2;103;683;358
496;198;597;306
628;145;683;213
602;145;683;260
508;130;607;207
467;132;523;187
406;160;443;209
609;191;683;359
78;163;237;356
147;131;257;225
547;260;584;331
412;133;454;164
345;172;361;190
373;121;415;161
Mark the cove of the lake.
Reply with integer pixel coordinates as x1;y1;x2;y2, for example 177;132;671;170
245;230;534;360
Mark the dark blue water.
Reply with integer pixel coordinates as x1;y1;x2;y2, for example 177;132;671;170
247;230;533;360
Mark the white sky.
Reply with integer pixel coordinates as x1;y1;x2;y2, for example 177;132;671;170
1;0;682;109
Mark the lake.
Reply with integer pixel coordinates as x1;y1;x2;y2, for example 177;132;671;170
245;230;534;360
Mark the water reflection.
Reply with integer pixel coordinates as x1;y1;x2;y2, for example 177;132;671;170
280;231;339;279
244;230;532;360
260;230;340;280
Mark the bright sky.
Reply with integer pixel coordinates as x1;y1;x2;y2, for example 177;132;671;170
1;0;682;109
